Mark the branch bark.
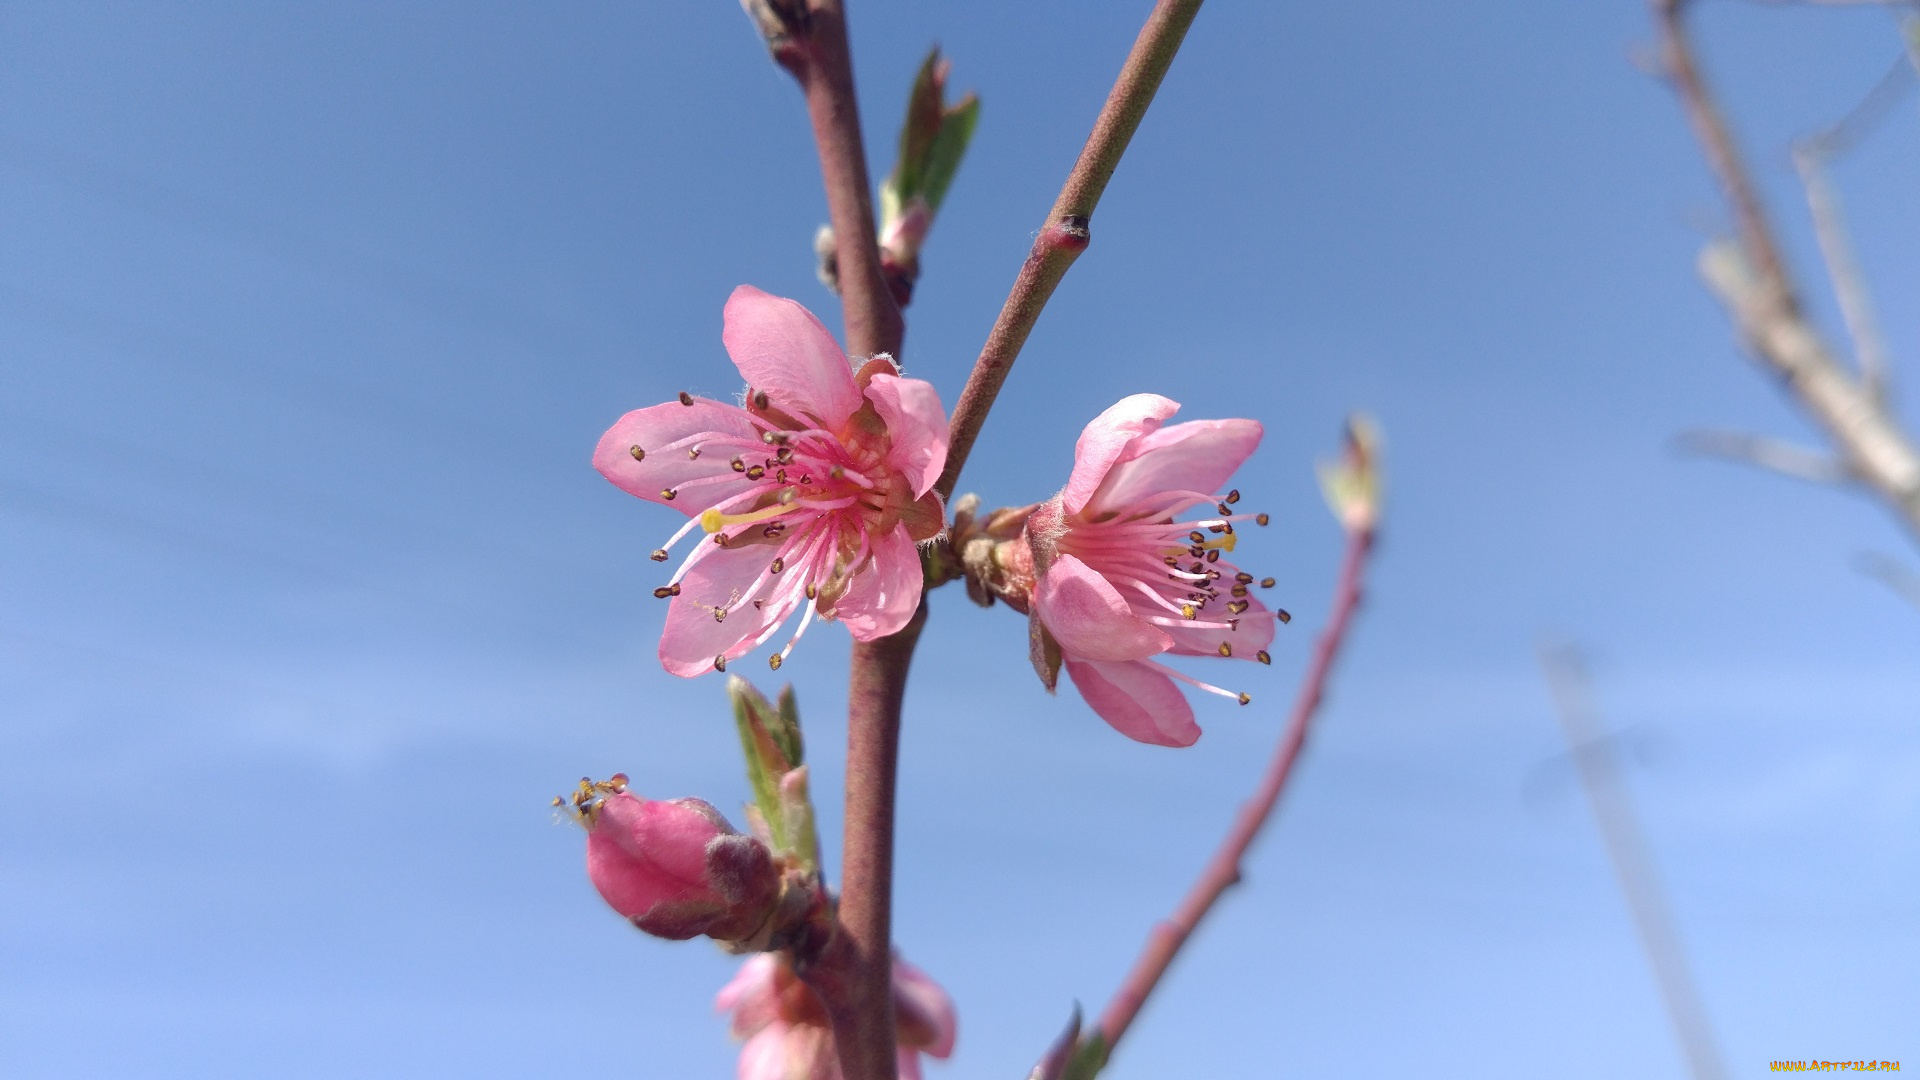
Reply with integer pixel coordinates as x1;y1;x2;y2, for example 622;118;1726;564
934;0;1205;502
1094;522;1375;1055
1653;0;1920;540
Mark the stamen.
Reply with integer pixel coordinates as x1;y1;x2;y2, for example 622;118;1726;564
713;654;727;671
773;597;820;668
688;448;701;459
661;488;676;501
1142;658;1246;705
1260;577;1275;588
1217;642;1232;657
678;391;695;406
770;557;785;574
731;458;746;473
650;549;669;562
652;585;677;599
628;445;645;462
1256;650;1271;665
1225;490;1240;504
1255;513;1270;526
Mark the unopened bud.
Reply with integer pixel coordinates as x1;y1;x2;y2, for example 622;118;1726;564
566;777;779;944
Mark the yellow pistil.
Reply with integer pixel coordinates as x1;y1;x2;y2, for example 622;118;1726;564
700;502;789;534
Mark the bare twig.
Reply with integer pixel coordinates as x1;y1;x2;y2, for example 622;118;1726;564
934;0;1205;502
1539;644;1729;1080
1853;550;1920;608
1654;0;1920;540
1673;429;1851;485
1093;522;1375;1056
744;5;909;1076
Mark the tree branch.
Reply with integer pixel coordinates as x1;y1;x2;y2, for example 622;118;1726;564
1673;429;1852;485
1538;644;1729;1080
934;0;1205;502
1093;521;1375;1055
1654;0;1920;540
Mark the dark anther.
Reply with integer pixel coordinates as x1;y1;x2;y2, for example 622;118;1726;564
1275;608;1292;624
1217;502;1233;516
1260;577;1276;588
1231;584;1248;597
628;445;645;462
661;488;678;501
713;655;727;672
652;586;674;599
1228;600;1250;615
768;654;783;671
1226;490;1241;504
713;609;727;623
746;465;766;480
650;549;669;562
1163;555;1179;567
1256;650;1272;665
1236;692;1251;706
1217;642;1232;657
678;391;694;406
1235;572;1254;584
770;558;785;574
805;584;818;600
1256;513;1270;526
1180;604;1197;620
1205;549;1220;563
688;448;701;459
731;458;747;473
776;447;794;464
1188;530;1206;544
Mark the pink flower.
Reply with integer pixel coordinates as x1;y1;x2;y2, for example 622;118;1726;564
595;286;948;676
565;775;778;943
1024;394;1284;747
716;952;956;1080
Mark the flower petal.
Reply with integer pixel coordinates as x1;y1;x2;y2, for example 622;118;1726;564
716;955;783;1039
723;285;863;429
1086;418;1263;518
893;957;956;1059
863;372;949;498
828;526;923;642
1064;658;1200;747
594;399;764;513
737;1023;798;1080
1033;553;1172;662
659;534;811;677
1061;394;1179;516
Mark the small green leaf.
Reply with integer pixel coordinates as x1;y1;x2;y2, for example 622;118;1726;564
919;94;978;213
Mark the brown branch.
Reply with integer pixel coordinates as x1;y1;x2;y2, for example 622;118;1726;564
1094;522;1375;1055
748;0;903;358
1654;0;1920;540
933;0;1204;502
1538;644;1729;1080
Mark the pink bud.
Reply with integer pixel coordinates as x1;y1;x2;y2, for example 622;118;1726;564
566;775;779;944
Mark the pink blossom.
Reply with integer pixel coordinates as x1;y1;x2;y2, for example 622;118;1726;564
595;286;948;676
566;775;778;943
716;952;956;1080
1024;393;1283;747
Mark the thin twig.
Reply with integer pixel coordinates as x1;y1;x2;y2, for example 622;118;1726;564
1538;645;1729;1080
1853;550;1920;608
1673;429;1851;485
933;0;1205;502
1654;0;1920;540
745;4;909;1076
1094;523;1375;1054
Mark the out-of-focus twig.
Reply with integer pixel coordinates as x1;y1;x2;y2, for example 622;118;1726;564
1653;0;1920;542
1673;429;1850;485
1794;53;1910;402
1853;550;1920;608
1539;644;1729;1080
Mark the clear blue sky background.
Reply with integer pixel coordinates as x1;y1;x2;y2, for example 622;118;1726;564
2;2;1915;1077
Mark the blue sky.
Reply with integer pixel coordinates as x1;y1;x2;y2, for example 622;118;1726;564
1;2;1915;1076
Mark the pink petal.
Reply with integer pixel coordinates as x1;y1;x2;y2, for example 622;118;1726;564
863;373;949;498
1085;418;1263;518
1064;658;1200;747
716;955;783;1039
737;1024;798;1080
723;285;863;430
893;957;956;1059
896;1049;923;1080
1033;554;1172;662
829;525;923;642
594;400;764;513
1161;580;1278;658
1061;394;1179;516
659;534;812;677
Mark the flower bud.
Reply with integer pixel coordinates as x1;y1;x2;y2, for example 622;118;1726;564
563;775;779;944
